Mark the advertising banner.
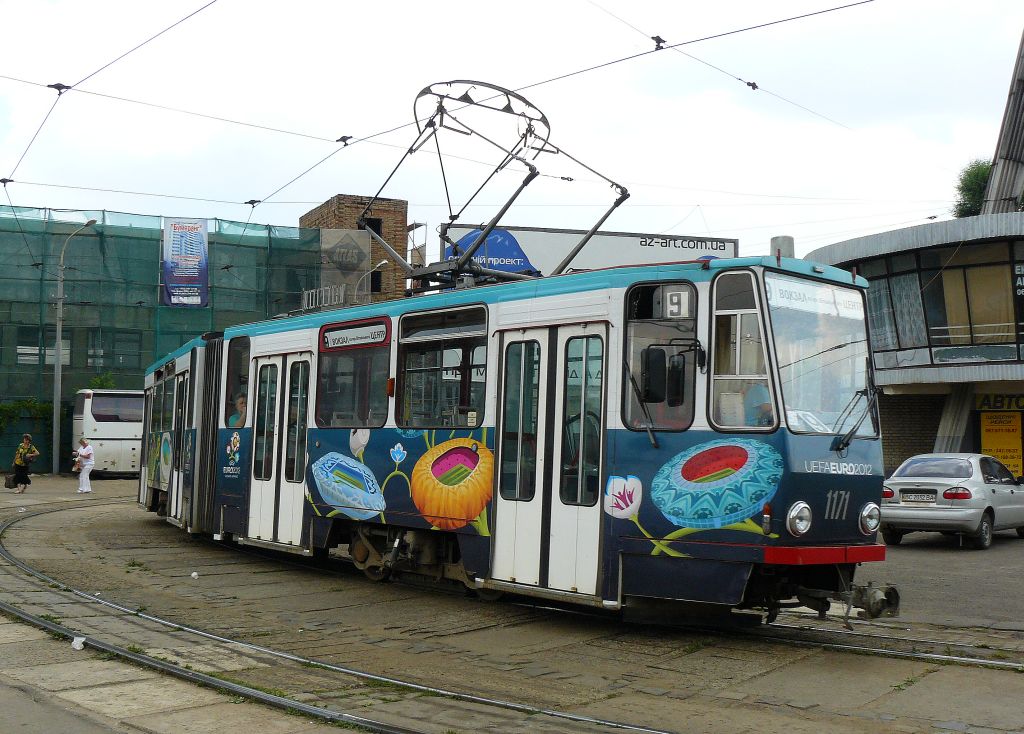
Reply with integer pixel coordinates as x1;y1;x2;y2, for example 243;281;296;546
162;218;209;306
446;225;737;276
980;411;1022;476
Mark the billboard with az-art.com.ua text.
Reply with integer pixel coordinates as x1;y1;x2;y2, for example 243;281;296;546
446;225;738;276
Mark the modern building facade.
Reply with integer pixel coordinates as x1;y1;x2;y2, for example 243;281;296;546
806;213;1024;475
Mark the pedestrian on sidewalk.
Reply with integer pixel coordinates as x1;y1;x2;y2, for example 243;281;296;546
11;434;40;494
75;437;95;494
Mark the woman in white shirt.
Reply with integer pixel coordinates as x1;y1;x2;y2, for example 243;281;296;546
76;437;95;494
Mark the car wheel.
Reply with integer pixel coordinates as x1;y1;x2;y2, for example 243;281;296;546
881;528;904;546
1016;527;1024;539
970;512;993;550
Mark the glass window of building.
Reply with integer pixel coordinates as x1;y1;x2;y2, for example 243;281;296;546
865;280;898;350
965;266;1014;343
889;272;928;348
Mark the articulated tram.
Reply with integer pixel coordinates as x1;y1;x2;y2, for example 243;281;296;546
140;257;898;621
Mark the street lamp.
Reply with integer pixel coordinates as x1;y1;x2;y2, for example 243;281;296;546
52;219;97;474
355;260;388;304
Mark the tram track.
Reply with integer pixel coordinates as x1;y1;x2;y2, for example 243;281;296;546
4;498;1024;733
0;500;674;734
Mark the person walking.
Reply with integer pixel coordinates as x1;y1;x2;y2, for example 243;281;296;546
12;434;40;494
76;437;95;494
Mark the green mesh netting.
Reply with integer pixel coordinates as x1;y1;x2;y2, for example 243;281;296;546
0;206;323;464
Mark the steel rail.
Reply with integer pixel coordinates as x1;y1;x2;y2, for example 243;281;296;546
0;503;675;734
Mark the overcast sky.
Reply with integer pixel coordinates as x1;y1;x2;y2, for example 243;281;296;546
2;0;1022;262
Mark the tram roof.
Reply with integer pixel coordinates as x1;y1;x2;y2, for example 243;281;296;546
145;256;862;375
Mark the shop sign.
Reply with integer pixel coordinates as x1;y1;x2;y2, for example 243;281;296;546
980;411;1023;476
975;394;1024;410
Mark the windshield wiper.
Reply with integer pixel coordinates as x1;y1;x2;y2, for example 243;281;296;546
832;386;877;453
623;359;659;449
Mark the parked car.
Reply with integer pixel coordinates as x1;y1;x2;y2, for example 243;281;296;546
880;453;1024;550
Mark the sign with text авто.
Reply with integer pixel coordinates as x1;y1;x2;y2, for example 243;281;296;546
162;217;209;307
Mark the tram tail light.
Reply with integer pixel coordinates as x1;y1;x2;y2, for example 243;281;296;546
761;503;772;534
942;487;972;500
881;486;894;499
386;377;395;397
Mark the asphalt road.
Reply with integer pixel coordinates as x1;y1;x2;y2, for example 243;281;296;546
856;527;1024;628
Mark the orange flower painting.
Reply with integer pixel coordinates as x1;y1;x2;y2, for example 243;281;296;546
410;438;493;531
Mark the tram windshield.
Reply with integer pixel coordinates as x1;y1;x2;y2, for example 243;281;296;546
765;272;876;437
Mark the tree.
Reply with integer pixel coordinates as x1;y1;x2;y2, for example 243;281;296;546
88;372;117;389
953;159;992;218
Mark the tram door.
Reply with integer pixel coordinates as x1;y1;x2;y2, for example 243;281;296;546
168;370;189;524
276;355;311;545
248;353;311;545
249;357;281;541
493;324;606;595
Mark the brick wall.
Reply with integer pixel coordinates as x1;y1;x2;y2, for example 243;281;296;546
878;393;947;475
299;194;408;302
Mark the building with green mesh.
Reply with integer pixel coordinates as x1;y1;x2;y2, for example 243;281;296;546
0;195;408;468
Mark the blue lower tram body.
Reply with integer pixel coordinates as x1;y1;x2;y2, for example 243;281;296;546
206;424;886;615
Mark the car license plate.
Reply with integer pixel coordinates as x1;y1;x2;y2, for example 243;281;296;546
901;493;934;502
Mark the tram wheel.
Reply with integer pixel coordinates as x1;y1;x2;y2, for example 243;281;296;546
880;528;903;546
474;588;504;602
362;565;389;582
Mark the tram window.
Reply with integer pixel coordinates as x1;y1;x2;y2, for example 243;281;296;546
285;361;310;481
224;337;251;428
500;341;540;501
623;283;697;431
560;336;603;507
253;363;278;480
711;272;775;429
398;308;487;429
715;272;757;310
162;379;176;432
317;345;389;428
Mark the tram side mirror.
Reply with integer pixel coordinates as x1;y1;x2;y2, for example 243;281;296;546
667;355;686;407
640;347;666;403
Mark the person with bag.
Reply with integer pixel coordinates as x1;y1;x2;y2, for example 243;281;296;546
75;437;95;494
11;434;40;494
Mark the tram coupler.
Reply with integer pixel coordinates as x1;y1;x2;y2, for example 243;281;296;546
835;582;900;620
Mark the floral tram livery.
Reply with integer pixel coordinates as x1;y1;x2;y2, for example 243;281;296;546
140;256;899;622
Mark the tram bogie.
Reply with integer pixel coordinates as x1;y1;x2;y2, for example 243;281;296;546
140;257;899;623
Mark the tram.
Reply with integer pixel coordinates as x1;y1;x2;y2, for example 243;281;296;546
140;256;899;622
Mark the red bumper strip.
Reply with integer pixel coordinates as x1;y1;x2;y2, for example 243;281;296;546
763;544;886;565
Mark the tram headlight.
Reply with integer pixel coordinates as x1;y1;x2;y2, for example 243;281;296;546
859;502;881;535
786;501;812;537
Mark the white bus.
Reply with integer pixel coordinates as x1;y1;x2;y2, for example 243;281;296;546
72;389;145;474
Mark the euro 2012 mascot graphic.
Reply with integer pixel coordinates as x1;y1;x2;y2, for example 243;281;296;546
225;432;241;466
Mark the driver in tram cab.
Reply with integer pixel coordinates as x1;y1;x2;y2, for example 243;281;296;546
228;394;247;427
742;380;773;427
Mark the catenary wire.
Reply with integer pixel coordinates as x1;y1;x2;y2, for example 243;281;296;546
586;0;851;128
72;1;220;89
4;0;883;236
256;0;878;204
3;2;220;210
